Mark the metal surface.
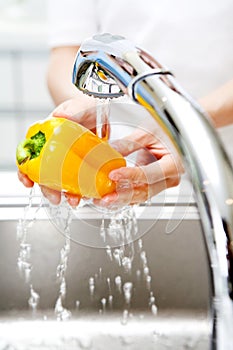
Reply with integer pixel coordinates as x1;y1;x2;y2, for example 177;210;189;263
0;204;211;349
72;33;233;349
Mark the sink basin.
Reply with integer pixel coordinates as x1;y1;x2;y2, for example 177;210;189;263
0;197;212;349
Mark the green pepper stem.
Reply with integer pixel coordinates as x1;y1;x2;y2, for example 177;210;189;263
16;131;46;165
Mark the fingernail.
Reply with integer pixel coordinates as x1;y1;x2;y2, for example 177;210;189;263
49;194;60;205
68;197;80;207
101;192;118;203
53;111;72;118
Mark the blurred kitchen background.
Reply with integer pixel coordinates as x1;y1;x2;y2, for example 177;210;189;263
0;0;232;194
0;0;53;172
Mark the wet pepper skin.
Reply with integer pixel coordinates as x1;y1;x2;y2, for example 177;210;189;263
16;117;126;199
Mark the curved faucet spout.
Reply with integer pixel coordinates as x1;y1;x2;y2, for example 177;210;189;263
73;33;233;349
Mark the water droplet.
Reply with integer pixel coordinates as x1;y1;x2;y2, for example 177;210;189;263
115;275;122;293
122;257;132;273
138;239;143;251
89;277;95;296
20;243;31;259
16;220;24;240
100;219;106;241
108;295;113;308
106;277;111;292
151;304;158;315
101;298;107;312
149;295;155;306
105;245;112;260
60;277;66;297
54;295;72;321
54;126;61;135
140;251;148;267
89;277;95;285
146;275;152;290
113;249;121;265
24;265;32;283
143;266;149;277
76;300;80;310
123;282;133;304
28;285;40;310
49;144;55;152
121;309;129;325
136;269;141;280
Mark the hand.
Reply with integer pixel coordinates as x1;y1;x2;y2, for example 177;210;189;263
17;170;81;207
52;94;97;131
18;94;97;207
94;122;184;208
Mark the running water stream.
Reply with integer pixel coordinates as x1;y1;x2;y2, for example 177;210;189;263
16;99;158;320
17;187;158;321
17;188;42;310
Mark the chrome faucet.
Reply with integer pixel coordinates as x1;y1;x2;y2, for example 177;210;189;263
72;33;233;349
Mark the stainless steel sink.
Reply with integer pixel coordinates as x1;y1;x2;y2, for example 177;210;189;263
0;194;212;349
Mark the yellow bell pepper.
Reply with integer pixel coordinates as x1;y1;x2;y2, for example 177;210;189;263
16;117;126;199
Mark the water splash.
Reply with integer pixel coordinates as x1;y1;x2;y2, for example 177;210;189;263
17;188;43;283
106;206;138;246
149;292;158;316
53;202;73;320
17;188;43;312
106;277;111;293
101;297;107;312
89;277;95;298
108;295;113;309
76;300;80;310
121;309;129;325
54;295;72;321
122;256;132;274
28;285;40;310
115;275;122;293
123;282;133;305
105;245;112;260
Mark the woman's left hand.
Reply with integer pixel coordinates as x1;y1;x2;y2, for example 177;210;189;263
94;125;184;208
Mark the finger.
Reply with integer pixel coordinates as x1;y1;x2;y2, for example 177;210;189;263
110;125;161;156
64;193;81;207
135;148;157;165
17;171;34;188
54;110;97;130
110;139;142;157
94;188;133;209
53;98;97;130
109;154;181;185
96;175;175;207
109;163;163;185
40;185;61;205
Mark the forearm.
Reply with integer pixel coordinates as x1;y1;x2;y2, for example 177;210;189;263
199;79;233;128
47;46;81;105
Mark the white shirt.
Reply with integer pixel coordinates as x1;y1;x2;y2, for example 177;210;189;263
48;0;233;157
48;0;233;98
